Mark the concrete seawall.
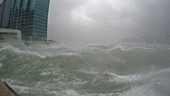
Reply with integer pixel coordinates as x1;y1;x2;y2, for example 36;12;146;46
0;80;17;96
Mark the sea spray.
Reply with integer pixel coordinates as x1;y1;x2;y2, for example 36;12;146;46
0;43;170;96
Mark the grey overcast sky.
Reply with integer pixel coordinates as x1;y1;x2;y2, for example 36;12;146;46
1;0;169;42
48;0;170;42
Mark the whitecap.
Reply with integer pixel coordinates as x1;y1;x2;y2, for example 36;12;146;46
78;70;99;75
1;45;78;58
104;71;141;82
64;90;79;96
1;45;48;58
119;85;158;96
107;45;151;52
142;68;170;81
11;85;30;93
40;71;51;76
59;52;79;56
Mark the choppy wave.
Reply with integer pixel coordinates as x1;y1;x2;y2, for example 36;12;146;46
0;43;170;96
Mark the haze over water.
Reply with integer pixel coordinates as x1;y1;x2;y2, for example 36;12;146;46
0;42;170;96
1;0;170;96
49;0;170;42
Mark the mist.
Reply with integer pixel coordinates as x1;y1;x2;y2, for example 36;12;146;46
48;0;170;42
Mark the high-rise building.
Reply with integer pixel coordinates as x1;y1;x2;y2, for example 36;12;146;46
0;0;11;28
0;0;50;40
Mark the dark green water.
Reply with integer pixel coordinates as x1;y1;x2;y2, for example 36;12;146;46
0;43;170;96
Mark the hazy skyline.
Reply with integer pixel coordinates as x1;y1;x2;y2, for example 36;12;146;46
1;0;170;42
48;0;170;42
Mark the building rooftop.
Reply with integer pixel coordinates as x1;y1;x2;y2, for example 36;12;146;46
0;28;21;34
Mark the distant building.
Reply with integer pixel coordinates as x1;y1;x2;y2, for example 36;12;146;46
0;28;21;43
0;0;50;40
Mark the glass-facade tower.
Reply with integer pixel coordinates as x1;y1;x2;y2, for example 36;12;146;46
0;0;11;28
0;0;50;40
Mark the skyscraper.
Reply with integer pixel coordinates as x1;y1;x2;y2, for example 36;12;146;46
0;0;50;40
0;0;11;28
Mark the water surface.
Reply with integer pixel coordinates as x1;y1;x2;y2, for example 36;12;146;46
0;42;170;96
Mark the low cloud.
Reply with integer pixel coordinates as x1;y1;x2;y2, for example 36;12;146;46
48;0;170;42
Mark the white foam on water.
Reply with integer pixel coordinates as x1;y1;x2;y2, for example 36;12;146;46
58;91;118;96
11;85;30;93
78;70;99;75
64;90;79;96
78;70;141;83
107;45;151;52
3;45;79;57
46;90;80;96
59;52;79;56
48;90;59;95
1;45;48;58
119;85;158;96
143;68;170;81
105;71;141;82
40;71;51;76
118;68;170;96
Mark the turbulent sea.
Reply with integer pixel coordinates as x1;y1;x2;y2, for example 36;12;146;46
0;42;170;96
